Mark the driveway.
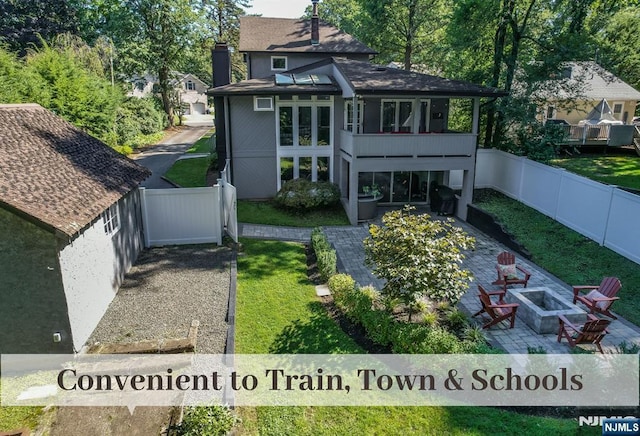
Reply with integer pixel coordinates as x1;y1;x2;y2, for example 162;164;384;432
134;125;211;188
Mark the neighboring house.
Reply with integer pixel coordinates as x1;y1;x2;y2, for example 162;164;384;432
539;62;640;125
209;7;506;224
0;104;150;353
128;73;210;115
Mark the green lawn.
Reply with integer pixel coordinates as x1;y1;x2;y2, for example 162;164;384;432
551;156;640;190
474;190;640;326
0;381;43;432
164;157;210;187
235;238;585;435
186;129;215;154
238;200;350;227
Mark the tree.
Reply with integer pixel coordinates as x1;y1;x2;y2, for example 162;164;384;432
597;7;640;104
364;206;475;315
359;0;447;70
24;39;122;141
127;0;199;127
0;0;81;56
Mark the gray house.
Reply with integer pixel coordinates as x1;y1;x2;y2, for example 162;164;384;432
210;7;506;224
0;104;150;353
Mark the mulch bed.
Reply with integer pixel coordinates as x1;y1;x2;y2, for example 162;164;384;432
305;244;391;354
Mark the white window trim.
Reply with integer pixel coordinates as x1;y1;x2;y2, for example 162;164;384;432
344;100;363;133
102;203;120;236
612;101;624;119
380;99;415;132
271;56;288;71
185;80;196;91
275;96;334;190
254;96;274;111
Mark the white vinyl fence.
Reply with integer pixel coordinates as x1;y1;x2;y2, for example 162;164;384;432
453;149;640;265
140;186;224;247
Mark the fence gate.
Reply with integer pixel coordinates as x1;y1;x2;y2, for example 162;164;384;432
140;187;223;247
220;161;238;242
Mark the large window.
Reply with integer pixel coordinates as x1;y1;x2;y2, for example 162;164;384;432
276;96;334;189
381;100;413;132
358;171;444;203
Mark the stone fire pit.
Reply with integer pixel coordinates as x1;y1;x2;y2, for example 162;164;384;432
505;287;587;334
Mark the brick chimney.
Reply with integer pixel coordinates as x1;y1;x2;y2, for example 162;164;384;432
311;0;319;46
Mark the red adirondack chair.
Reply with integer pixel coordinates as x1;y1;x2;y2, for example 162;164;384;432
492;251;532;292
572;277;621;319
473;285;519;329
557;314;611;353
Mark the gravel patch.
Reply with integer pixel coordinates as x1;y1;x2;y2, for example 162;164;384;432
87;245;231;354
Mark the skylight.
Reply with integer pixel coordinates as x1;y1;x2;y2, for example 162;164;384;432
275;73;333;86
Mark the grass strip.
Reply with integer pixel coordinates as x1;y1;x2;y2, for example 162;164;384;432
238;200;349;227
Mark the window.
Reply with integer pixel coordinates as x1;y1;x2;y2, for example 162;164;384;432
345;100;363;133
254;96;274;111
612;102;623;119
271;56;287;71
102;203;120;236
546;106;556;120
185;80;196;91
275;96;334;189
381;100;414;132
135;81;145;91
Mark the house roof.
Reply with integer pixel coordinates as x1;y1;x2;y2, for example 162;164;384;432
239;16;376;55
0;104;151;237
332;58;507;97
209;57;507;98
545;62;640;101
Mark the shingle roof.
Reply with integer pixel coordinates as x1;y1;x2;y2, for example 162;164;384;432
0;104;151;237
209;58;507;98
333;58;507;97
239;16;376;54
566;62;640;100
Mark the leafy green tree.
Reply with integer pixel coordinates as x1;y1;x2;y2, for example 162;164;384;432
359;0;447;70
0;47;50;104
597;6;640;106
0;0;81;55
127;0;198;127
364;206;475;315
24;40;122;141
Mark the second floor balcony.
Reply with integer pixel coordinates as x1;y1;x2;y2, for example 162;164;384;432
339;130;478;159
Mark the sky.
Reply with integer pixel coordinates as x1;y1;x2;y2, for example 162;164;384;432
245;0;310;19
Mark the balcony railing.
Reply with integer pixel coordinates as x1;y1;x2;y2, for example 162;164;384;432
339;130;477;158
557;124;636;147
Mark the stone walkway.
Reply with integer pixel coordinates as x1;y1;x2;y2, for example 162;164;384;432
238;217;640;354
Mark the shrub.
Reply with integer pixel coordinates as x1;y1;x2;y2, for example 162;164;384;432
172;405;238;436
328;274;356;305
317;249;337;282
443;308;469;333
311;227;337;282
364;206;475;310
311;227;331;253
274;178;340;210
